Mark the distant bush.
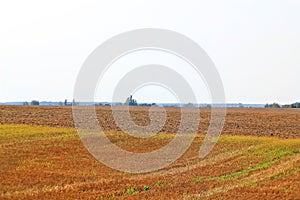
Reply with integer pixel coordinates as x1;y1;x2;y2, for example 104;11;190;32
31;100;39;106
266;101;300;108
265;103;281;108
184;103;195;107
72;99;78;106
283;102;300;108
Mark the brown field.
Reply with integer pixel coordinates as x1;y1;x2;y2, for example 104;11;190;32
0;106;300;199
1;106;300;138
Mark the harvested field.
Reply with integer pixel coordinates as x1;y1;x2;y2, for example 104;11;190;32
0;106;300;138
0;106;300;199
0;125;299;199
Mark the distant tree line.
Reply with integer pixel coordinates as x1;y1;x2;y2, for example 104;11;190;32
265;101;300;108
123;95;158;107
282;102;300;108
125;95;138;106
23;99;78;106
24;100;44;106
265;103;281;108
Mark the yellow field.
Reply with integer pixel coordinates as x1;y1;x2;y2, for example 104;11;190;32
1;125;299;199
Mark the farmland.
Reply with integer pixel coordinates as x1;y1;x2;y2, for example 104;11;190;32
1;106;300;138
0;106;300;199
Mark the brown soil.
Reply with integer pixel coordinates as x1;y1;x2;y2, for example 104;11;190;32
0;106;299;138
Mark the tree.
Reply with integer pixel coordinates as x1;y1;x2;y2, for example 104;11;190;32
291;102;300;108
265;102;281;108
23;101;29;106
282;101;300;108
72;99;77;106
31;100;39;106
125;95;137;106
184;102;194;107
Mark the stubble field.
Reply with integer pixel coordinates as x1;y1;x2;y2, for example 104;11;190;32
0;106;299;199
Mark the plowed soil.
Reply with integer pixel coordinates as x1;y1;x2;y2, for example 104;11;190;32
0;106;299;138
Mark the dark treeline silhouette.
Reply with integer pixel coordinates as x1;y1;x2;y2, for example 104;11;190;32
30;100;39;106
265;101;300;108
124;95;157;107
282;102;300;108
265;103;281;108
125;95;138;106
22;99;78;106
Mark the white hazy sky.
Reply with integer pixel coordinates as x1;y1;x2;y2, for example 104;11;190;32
0;0;299;104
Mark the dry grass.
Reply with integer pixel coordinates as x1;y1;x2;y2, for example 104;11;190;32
1;125;299;199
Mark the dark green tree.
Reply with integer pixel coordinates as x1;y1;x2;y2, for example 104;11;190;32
265;102;281;108
31;100;39;106
125;95;137;106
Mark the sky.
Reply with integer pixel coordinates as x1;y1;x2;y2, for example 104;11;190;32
0;0;299;104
